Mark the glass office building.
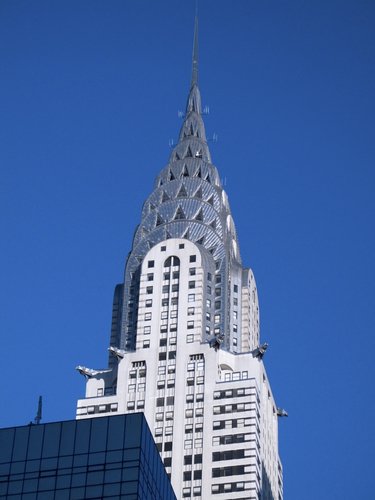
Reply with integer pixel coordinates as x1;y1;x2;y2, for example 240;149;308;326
0;413;176;500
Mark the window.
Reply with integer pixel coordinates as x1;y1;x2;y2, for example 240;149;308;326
184;471;192;481
173;271;180;279
164;442;173;451
214;314;220;324
161;245;166;251
137;400;144;409
156;397;164;407
148;260;155;268
160;338;167;347
187;321;194;329
195;423;203;432
157;380;165;389
206;312;211;321
164;457;172;467
168;351;176;360
234;284;238;293
144;326;151;334
195;408;203;417
196;393;204;402
206;299;211;308
170;323;177;332
194;454;202;464
196;376;204;384
158;366;166;375
162;298;168;307
185;409;193;418
193;486;201;496
155;412;163;421
143;340;150;348
185;424;193;434
162;285;169;293
184;439;192;449
186;394;194;403
187;334;194;343
179;243;185;249
215;287;221;297
233;297;238;306
169;337;177;345
127;402;135;410
147;273;154;281
184;455;192;465
233;311;238;319
159;352;166;361
138;383;145;391
166;396;175;406
146;286;153;294
215;300;221;309
189;255;196;263
172;284;179;292
187;362;195;371
233;324;237;333
164;272;170;280
207;285;211;294
188;281;195;289
160;324;168;333
188;294;195;302
187;377;194;386
188;307;194;316
165;426;173;435
145;299;152;307
170;310;178;318
183;488;191;498
189;268;196;276
128;384;136;393
193;470;202;480
171;297;178;305
166;411;174;420
207;272;212;281
161;311;168;319
233;338;237;346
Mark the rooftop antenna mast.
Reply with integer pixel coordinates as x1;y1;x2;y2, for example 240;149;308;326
34;395;42;425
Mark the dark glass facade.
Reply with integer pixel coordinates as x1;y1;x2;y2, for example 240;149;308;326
0;413;176;500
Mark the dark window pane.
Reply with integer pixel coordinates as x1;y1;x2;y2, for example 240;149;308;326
74;420;91;454
90;418;108;453
0;428;15;463
124;414;142;448
27;425;44;460
42;423;61;458
107;416;125;451
59;421;76;456
12;427;30;461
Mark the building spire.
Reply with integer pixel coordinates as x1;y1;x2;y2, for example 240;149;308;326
191;13;199;88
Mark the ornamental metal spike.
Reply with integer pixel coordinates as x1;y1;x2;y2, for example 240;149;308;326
191;14;199;88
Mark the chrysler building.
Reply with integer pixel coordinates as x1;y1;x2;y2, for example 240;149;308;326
76;16;283;500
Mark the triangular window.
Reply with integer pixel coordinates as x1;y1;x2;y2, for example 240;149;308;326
194;208;204;222
196;237;204;245
181;165;189;177
156;214;164;226
190;123;195;136
194;187;202;199
177;184;187;198
169;170;175;181
174;206;186;220
204;172;211;183
207;195;214;206
174;152;180;160
166;231;172;239
185;146;193;158
210;219;216;230
195;166;202;178
158;179;163;187
182;228;190;239
162;191;170;202
150;203;156;211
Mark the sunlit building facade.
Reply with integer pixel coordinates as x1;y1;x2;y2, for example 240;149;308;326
76;17;283;500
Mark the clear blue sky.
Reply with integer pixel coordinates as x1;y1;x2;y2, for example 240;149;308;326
1;1;374;498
